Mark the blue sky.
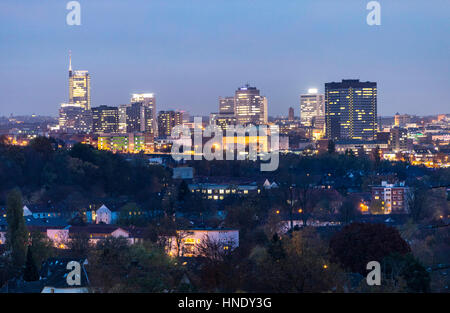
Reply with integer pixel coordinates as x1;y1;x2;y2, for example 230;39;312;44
0;0;449;117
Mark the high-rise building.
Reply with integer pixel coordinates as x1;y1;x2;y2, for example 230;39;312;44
234;85;267;125
288;107;295;121
219;97;235;114
130;93;157;135
118;104;128;133
118;94;156;135
58;103;92;133
300;88;324;127
60;53;92;133
157;110;183;138
68;53;91;110
325;79;377;141
124;102;143;133
92;105;119;134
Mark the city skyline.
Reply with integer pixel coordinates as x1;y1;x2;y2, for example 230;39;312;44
0;0;449;117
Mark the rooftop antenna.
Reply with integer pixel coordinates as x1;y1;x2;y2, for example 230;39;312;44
69;50;72;72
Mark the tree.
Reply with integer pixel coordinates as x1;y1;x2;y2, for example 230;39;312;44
248;228;345;292
87;237;132;292
382;253;430;292
407;185;449;223
29;230;54;269
69;210;87;226
0;134;8;146
6;189;28;270
224;199;260;237
118;202;147;226
88;237;176;292
329;223;411;274
69;142;96;163
357;146;366;158
174;230;190;257
267;233;285;260
177;180;190;202
372;145;381;169
66;232;91;258
295;175;320;227
29;136;54;158
339;198;359;224
327;140;335;154
196;235;235;291
23;246;39;282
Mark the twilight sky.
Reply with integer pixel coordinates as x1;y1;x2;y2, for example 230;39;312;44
0;0;449;117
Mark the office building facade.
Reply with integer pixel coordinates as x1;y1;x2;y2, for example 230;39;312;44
157;110;183;138
130;93;157;135
325;79;377;141
219;97;235;114
234;85;268;125
300;88;324;127
68;55;91;110
92;105;119;134
58;103;92;134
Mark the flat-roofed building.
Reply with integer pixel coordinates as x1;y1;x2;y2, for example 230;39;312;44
92;105;119;134
300;88;324;127
234;85;268;125
325;79;377;141
372;181;410;214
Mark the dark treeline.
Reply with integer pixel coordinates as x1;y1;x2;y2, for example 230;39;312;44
0;136;170;207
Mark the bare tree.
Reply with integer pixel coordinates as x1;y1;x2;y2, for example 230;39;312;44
196;235;234;261
174;230;190;257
